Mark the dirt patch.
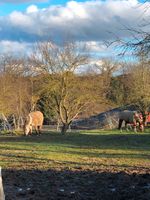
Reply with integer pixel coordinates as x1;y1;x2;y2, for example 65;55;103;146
2;168;150;200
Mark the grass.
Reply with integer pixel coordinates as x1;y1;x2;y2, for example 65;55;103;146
0;129;150;171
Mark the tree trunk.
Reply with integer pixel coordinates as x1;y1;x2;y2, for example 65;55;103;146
12;114;17;130
56;118;61;132
61;123;69;135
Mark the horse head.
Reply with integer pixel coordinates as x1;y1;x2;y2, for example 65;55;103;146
24;114;32;136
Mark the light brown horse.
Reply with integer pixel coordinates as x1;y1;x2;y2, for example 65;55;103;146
24;111;44;136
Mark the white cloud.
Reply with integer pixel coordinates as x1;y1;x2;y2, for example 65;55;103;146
26;5;38;13
66;1;89;19
85;41;107;52
0;40;33;55
9;11;33;27
2;0;149;42
0;1;142;38
0;0;149;56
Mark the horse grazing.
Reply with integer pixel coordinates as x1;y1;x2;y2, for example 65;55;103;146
118;110;144;132
24;111;44;136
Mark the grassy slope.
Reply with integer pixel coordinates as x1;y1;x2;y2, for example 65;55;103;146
0;130;150;172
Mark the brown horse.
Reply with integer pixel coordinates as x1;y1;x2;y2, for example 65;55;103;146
118;110;144;132
24;111;44;136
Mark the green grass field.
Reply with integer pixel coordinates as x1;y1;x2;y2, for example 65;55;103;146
1;129;150;172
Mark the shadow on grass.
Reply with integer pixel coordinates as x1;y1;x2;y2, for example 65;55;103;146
2;168;150;200
1;131;150;151
0;150;150;171
0;132;150;166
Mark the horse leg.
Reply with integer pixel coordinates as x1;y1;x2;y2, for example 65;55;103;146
38;126;42;135
125;121;132;132
125;121;129;132
29;125;32;136
35;126;41;135
140;124;144;132
34;126;39;135
133;120;137;133
133;126;137;133
118;119;123;132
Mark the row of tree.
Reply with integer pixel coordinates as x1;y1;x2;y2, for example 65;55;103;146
0;41;149;134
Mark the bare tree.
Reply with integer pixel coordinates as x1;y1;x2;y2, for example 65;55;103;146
31;41;92;134
0;55;32;129
94;58;120;97
110;1;150;59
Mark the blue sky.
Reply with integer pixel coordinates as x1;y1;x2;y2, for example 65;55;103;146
0;0;149;59
0;0;147;15
0;0;89;15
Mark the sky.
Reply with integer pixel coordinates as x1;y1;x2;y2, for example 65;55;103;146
0;0;149;59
